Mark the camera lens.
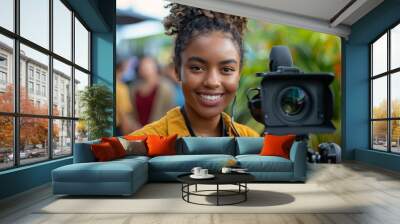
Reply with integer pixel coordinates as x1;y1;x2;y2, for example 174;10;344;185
280;87;306;116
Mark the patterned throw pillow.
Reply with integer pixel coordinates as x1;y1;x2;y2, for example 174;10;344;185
118;137;147;156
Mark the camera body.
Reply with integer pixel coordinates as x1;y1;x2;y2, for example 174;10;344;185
247;46;335;135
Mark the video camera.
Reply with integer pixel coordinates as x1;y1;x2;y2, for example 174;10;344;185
247;46;336;135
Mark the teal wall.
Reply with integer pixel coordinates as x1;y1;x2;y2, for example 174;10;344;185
0;158;72;199
343;0;400;171
0;0;115;200
92;32;115;136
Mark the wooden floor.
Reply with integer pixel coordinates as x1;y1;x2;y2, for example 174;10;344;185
1;162;400;224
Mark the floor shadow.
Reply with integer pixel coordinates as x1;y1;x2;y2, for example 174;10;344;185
203;190;295;207
56;183;182;200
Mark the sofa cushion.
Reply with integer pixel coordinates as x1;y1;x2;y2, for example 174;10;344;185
235;137;263;155
52;158;148;183
148;154;235;172
73;140;100;163
179;137;235;155
114;155;150;164
236;155;293;172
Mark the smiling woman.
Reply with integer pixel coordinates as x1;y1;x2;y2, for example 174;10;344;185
130;3;259;137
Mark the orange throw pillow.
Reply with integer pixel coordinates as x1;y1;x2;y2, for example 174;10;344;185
124;135;147;141
101;137;126;158
260;134;296;159
146;134;177;157
91;142;117;161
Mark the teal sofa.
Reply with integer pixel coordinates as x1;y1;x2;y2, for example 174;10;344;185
52;137;307;196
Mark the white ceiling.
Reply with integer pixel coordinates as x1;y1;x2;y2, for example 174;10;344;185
171;0;384;38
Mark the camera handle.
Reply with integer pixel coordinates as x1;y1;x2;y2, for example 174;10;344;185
246;87;261;102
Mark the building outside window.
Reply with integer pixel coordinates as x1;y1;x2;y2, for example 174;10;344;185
370;23;400;154
28;81;34;94
0;71;6;85
41;73;46;83
28;66;34;80
0;54;7;67
0;54;7;89
0;0;91;170
42;85;46;97
54;89;58;102
35;70;40;81
35;83;40;95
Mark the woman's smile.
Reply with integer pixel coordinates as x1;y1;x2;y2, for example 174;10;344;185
196;92;224;107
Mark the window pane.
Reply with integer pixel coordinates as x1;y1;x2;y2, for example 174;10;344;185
391;72;400;118
20;44;49;115
74;69;89;118
372;121;388;151
391;120;400;153
75;120;88;143
0;35;14;113
53;0;72;60
20;0;49;49
372;33;387;76
372;77;387;119
74;18;89;70
20;117;49;165
391;24;400;70
0;0;14;31
53;119;72;158
0;116;13;170
53;59;72;117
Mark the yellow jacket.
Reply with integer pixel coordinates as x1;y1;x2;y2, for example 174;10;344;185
129;107;260;137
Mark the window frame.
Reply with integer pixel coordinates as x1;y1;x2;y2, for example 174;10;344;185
0;0;92;171
370;20;400;154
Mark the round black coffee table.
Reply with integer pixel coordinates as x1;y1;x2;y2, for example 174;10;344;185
177;173;255;206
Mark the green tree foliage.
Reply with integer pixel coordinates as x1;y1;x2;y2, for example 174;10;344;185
79;84;113;140
372;99;400;143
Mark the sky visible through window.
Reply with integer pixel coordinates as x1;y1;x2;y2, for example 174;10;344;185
0;0;13;31
0;0;87;69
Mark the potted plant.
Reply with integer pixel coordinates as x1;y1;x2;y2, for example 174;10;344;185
79;84;113;140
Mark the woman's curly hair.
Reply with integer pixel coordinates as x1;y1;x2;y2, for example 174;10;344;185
163;3;248;78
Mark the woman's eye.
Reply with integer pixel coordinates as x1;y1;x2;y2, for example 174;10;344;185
222;67;235;73
190;66;203;72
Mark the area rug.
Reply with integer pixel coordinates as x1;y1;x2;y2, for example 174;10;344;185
37;183;362;214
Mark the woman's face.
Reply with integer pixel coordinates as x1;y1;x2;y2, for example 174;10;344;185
180;31;241;119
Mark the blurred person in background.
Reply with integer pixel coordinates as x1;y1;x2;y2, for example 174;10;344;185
130;56;177;130
162;62;185;107
116;58;140;135
120;57;138;84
